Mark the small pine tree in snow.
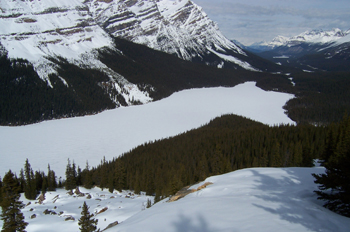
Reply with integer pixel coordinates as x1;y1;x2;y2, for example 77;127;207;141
0;170;28;232
146;198;152;208
24;159;37;200
78;201;99;232
65;159;77;191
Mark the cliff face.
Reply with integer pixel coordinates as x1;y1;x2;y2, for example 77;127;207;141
87;0;252;68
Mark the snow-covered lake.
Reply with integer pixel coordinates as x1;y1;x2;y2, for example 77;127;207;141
1;82;349;232
0;82;294;178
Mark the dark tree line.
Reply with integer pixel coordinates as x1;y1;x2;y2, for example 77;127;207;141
82;115;329;202
0;55;117;126
1;114;349;227
283;71;350;125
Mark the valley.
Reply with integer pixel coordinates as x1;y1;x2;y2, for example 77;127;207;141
0;0;350;231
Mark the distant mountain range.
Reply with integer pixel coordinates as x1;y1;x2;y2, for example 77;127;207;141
244;29;350;72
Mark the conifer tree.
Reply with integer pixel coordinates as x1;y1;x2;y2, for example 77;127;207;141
108;171;114;193
78;201;99;232
47;164;57;191
18;169;25;193
24;159;37;200
313;115;350;217
65;159;77;191
293;141;303;166
0;170;28;232
41;175;48;195
99;157;107;190
114;160;126;192
0;177;3;206
34;171;43;192
83;162;93;189
146;198;152;208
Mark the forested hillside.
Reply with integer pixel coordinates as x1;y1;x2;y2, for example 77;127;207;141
283;71;350;124
85;114;329;201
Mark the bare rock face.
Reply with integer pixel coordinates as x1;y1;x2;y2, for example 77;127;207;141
37;192;46;204
74;187;86;197
168;182;213;202
102;220;119;231
96;207;108;215
43;209;57;215
64;216;75;221
86;0;246;62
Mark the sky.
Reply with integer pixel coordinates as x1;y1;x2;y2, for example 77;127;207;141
192;0;350;45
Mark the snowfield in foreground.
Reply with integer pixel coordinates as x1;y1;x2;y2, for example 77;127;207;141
114;167;350;232
0;82;294;178
1;167;350;232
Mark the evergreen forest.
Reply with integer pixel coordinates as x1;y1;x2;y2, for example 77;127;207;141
1;114;350;221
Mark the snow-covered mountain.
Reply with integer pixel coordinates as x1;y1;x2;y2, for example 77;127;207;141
1;0;286;125
249;28;350;51
0;0;151;106
85;0;262;71
246;28;350;72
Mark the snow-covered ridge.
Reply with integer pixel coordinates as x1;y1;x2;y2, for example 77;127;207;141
255;28;350;49
115;167;350;232
2;167;349;231
87;0;252;68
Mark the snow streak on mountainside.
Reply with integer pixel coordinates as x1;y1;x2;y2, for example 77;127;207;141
0;0;151;105
86;0;258;71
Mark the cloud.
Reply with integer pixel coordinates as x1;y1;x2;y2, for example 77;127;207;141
192;0;350;44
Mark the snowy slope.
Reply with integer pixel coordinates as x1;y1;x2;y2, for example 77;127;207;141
0;0;151;104
2;167;349;231
86;0;259;71
113;167;350;232
0;82;294;179
0;187;154;232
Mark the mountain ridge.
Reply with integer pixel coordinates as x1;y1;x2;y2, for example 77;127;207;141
244;28;350;72
248;28;350;52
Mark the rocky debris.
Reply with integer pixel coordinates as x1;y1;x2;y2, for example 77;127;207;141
196;182;213;191
37;192;46;204
52;195;59;203
74;187;85;197
43;209;57;215
96;207;108;215
102;221;119;231
86;193;92;199
168;182;213;202
67;190;74;196
64;216;75;221
30;214;36;219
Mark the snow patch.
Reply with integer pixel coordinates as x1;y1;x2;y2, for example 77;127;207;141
208;47;260;72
